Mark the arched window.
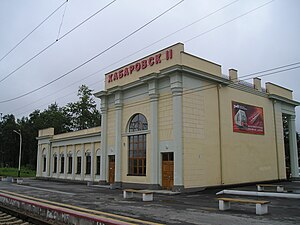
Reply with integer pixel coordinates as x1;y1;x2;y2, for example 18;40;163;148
85;150;91;175
128;113;148;176
67;152;72;174
129;114;148;132
76;150;81;174
53;153;57;173
96;149;101;175
42;148;46;172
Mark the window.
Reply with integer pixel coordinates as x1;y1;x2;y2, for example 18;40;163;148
86;155;91;175
53;156;57;173
96;156;101;175
43;156;46;172
128;113;148;176
129;114;148;132
60;155;65;173
76;156;81;174
68;156;72;174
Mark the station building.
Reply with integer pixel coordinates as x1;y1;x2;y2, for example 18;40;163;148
37;43;299;191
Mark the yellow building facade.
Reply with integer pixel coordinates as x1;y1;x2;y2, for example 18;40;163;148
37;43;299;191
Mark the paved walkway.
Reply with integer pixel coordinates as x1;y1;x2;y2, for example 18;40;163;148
0;179;300;225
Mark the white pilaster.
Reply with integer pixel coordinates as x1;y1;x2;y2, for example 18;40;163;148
81;144;84;180
64;146;67;179
47;145;51;177
288;115;299;178
49;151;53;178
115;91;123;186
72;145;76;180
56;153;59;178
170;72;184;191
149;79;159;186
91;142;95;181
99;93;108;184
36;145;42;177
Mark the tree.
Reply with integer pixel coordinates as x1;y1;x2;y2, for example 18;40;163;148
0;114;19;167
0;85;100;169
64;85;101;130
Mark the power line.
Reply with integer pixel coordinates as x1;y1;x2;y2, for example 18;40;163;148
0;0;184;104
0;0;68;64
186;0;275;43
6;0;242;112
118;64;300;111
0;0;117;84
1;0;286;114
56;0;69;41
12;62;300;118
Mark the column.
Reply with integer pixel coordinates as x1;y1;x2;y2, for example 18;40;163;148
47;144;51;177
149;79;159;188
114;91;123;188
100;94;108;184
64;146;67;179
56;151;59;178
91;142;95;182
288;115;299;178
72;145;76;180
49;150;53;178
170;72;184;191
36;145;42;177
81;144;84;180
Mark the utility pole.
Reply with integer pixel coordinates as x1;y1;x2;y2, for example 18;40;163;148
13;130;22;177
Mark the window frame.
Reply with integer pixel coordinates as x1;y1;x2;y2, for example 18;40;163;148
60;155;65;174
127;113;148;176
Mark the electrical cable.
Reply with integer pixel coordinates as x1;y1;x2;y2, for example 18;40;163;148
0;0;184;104
0;0;246;111
0;0;68;64
0;0;117;84
186;0;274;43
56;0;68;41
3;0;292;116
12;62;300;117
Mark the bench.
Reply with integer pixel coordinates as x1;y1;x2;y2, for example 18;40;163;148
218;197;270;215
123;189;153;202
257;184;284;192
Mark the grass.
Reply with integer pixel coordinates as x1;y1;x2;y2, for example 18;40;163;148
0;167;36;178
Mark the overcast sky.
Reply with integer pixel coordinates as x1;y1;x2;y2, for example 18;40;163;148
0;0;299;131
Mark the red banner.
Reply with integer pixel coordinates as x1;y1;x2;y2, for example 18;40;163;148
232;101;264;135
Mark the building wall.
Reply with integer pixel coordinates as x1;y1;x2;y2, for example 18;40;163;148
37;43;299;190
219;86;282;184
182;75;221;188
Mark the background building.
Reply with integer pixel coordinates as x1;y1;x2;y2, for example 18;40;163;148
37;43;299;191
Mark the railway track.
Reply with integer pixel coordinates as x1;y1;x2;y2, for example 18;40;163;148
0;203;56;225
0;210;31;225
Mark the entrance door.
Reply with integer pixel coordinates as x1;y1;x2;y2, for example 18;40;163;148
108;155;115;184
162;153;174;190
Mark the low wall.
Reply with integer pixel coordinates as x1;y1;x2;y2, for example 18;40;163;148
0;192;127;225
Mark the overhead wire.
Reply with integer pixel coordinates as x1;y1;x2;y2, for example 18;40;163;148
119;64;300;111
0;0;117;84
7;0;282;115
5;0;246;113
12;62;300;117
186;0;275;43
56;0;69;41
0;0;184;104
0;0;68;64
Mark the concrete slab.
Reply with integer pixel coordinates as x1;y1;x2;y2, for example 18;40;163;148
0;179;299;225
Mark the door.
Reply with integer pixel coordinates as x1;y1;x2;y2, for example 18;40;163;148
108;155;115;184
162;152;174;190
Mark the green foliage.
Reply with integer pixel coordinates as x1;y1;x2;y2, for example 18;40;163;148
0;167;36;177
64;85;101;130
0;84;101;170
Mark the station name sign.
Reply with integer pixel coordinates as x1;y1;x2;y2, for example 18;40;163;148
107;49;173;83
